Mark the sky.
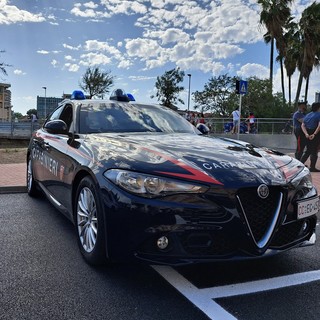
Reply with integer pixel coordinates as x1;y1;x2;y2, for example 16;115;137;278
0;0;319;115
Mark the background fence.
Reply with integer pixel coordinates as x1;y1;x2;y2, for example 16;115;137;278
0;122;40;139
206;118;292;134
0;118;293;138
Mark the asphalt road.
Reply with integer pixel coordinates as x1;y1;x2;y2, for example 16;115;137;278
1;193;319;320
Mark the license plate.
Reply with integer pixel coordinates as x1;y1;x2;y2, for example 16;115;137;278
297;196;320;219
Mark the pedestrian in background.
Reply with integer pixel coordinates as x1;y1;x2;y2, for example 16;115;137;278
231;107;240;134
293;102;307;160
300;102;320;172
199;113;205;124
246;112;255;133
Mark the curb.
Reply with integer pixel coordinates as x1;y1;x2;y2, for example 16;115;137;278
0;186;27;194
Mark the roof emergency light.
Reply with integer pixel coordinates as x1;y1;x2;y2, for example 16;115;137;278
110;88;131;102
127;93;135;101
71;90;85;100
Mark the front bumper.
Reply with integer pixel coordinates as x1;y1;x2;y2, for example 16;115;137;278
100;182;317;265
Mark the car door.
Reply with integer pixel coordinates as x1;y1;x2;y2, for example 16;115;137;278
40;104;74;209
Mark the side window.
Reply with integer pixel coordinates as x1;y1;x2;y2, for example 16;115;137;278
59;104;73;130
47;106;63;122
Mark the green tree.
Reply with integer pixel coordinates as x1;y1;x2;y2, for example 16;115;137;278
295;2;320;104
192;74;238;116
153;68;185;110
242;77;290;118
27;108;38;117
193;75;289;118
0;50;11;76
13;112;23;119
79;66;115;99
258;0;293;91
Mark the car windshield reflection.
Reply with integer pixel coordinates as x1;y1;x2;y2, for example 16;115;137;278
79;102;195;134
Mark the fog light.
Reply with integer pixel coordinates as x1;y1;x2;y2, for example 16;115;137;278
302;221;309;232
157;236;169;250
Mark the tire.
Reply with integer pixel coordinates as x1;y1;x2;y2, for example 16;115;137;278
27;157;40;197
74;176;108;265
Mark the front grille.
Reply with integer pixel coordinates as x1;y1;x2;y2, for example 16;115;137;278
237;186;283;247
178;231;236;256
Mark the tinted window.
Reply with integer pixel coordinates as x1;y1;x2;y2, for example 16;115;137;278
47;106;63;122
79;102;196;134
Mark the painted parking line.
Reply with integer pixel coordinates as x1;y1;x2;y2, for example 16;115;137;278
153;265;320;320
152;265;237;320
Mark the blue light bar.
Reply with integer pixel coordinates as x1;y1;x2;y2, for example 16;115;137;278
127;93;135;101
71;90;85;100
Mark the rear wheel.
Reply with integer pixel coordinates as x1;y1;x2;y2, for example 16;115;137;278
27;157;40;197
74;176;108;265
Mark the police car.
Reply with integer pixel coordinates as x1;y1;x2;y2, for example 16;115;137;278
27;89;318;265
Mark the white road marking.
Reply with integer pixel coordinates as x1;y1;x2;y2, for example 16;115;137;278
153;266;320;320
153;265;237;320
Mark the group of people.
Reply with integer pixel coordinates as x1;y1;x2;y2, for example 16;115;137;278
231;107;256;134
184;111;210;134
293;101;320;172
184;111;205;126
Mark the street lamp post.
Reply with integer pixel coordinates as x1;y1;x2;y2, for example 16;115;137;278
187;74;191;111
42;86;47;119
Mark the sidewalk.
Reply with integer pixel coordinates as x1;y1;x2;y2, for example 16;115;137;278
0;163;27;193
0;161;320;194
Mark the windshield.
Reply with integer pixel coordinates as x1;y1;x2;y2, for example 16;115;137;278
79;102;197;134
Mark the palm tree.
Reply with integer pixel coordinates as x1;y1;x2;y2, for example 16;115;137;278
283;19;300;107
258;0;293;91
295;2;320;104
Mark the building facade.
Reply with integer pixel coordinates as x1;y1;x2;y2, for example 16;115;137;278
0;83;12;122
36;96;64;119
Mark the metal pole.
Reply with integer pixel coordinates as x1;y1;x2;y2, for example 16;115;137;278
187;74;191;111
42;86;47;119
237;94;242;140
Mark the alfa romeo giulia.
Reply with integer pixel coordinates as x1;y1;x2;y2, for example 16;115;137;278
27;90;318;265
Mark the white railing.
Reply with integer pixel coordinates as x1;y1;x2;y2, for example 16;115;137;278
204;118;292;135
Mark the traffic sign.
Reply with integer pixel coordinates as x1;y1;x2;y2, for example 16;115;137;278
239;80;248;94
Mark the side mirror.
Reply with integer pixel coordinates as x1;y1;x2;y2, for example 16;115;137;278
44;119;68;135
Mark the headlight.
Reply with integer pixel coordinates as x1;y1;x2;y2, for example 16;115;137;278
290;169;316;201
290;167;313;189
104;169;208;197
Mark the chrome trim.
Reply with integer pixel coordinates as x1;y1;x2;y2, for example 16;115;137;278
237;192;283;249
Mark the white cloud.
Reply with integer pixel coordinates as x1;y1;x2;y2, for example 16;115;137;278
63;43;81;51
64;63;79;72
13;69;26;75
125;38;161;59
79;52;112;66
65;55;75;61
237;63;269;79
84;1;99;9
51;59;58;67
129;75;157;81
0;0;45;24
37;50;49;55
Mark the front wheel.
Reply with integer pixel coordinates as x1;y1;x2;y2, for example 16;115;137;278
27;157;40;197
74;176;108;265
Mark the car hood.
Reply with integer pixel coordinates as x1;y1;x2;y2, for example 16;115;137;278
85;133;303;187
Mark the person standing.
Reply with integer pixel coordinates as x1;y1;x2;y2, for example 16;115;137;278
246;112;255;133
300;102;320;172
231;107;240;134
199;113;205;124
293;102;307;160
